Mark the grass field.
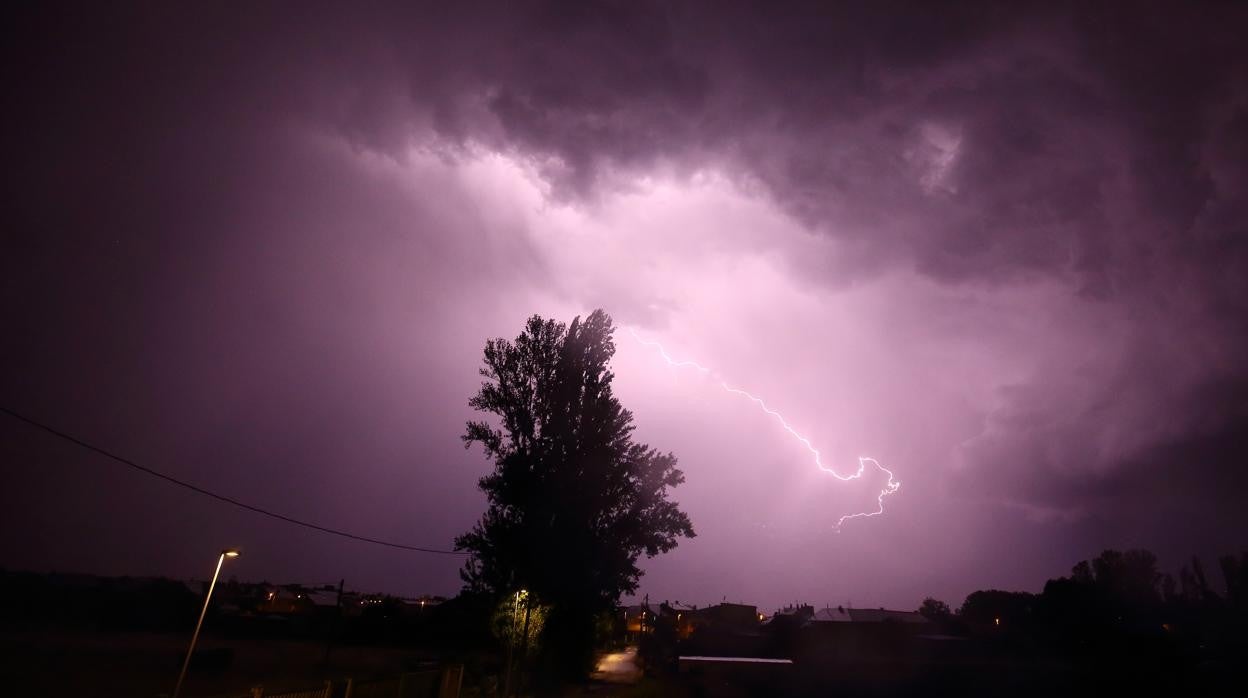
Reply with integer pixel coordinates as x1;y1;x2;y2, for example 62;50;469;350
1;627;446;697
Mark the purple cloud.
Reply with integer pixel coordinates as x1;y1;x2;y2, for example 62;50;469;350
4;1;1246;610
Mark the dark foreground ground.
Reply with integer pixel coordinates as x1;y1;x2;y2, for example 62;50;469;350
3;627;1243;698
1;627;442;697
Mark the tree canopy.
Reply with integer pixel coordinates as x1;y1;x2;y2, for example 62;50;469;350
918;597;952;620
456;310;694;675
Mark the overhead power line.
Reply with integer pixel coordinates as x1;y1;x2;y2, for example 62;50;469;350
1;406;468;556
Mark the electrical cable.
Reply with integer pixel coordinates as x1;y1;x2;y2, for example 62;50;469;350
1;406;468;555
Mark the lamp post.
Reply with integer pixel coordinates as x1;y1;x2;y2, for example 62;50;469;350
503;589;524;698
516;591;532;697
172;549;240;698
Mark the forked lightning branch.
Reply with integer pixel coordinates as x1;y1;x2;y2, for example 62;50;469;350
628;328;901;529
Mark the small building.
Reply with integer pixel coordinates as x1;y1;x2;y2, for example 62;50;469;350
258;586;316;615
687;602;762;633
801;606;932;663
681;603;766;658
399;595;443;617
661;601;699;639
622;603;655;642
811;606;929;625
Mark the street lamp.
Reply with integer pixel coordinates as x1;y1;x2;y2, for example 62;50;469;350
172;549;240;698
503;589;529;698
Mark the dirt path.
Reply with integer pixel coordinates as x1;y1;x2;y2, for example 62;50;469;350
589;646;641;684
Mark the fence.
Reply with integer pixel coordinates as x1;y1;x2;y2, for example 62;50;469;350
340;677;397;698
204;666;463;698
263;683;331;698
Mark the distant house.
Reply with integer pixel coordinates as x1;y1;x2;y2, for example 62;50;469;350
809;606;849;623
184;578;270;616
681;603;766;657
399;595;443;617
768;604;815;626
801;606;932;662
810;606;929;625
303;588;339;608
661;601;699;639
258;586;320;615
622;603;654;641
687;602;762;633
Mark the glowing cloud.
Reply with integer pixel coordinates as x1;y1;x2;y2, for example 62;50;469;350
628;328;901;529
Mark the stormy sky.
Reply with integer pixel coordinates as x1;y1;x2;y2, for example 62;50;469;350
4;1;1247;611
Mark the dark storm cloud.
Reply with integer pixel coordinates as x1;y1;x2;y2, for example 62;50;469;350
2;2;555;590
308;0;1248;517
18;2;1243;289
4;1;1247;604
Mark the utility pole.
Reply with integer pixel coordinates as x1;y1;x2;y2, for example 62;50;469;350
322;579;345;667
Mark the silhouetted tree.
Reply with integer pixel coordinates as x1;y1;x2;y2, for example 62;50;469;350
1090;549;1163;606
959;590;1035;631
1072;559;1095;585
1036;575;1100;642
457;310;695;678
1220;552;1248;609
1161;572;1178;603
1037;549;1177;658
1178;555;1217;605
918;597;952;621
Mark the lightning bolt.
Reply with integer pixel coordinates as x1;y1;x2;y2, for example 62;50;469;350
627;327;900;530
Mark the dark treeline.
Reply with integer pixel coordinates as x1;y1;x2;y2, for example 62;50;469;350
630;549;1248;697
901;549;1248;696
5;550;1247;695
920;549;1248;668
0;570;199;633
0;568;490;651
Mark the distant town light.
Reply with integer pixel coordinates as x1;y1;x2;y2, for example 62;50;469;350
994;617;1000;626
